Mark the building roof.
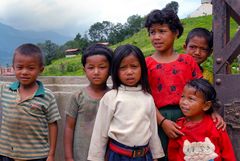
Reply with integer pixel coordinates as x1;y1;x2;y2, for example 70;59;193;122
188;3;212;18
65;48;80;53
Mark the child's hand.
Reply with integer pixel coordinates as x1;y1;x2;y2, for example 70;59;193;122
211;112;226;131
161;119;184;139
46;155;55;161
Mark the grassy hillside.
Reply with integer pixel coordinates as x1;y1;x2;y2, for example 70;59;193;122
43;15;238;76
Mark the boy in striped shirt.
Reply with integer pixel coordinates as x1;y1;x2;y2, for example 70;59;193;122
0;43;61;161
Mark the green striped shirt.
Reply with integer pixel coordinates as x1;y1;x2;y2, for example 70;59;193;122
0;81;61;160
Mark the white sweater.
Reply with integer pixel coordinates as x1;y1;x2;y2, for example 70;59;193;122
88;85;164;161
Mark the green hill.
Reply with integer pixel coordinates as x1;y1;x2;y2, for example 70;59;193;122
43;15;238;76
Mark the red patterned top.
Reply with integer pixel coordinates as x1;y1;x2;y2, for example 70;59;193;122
146;54;202;109
168;115;236;161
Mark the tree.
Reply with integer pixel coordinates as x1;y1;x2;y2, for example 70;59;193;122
108;23;126;44
37;40;60;65
126;15;144;34
88;21;114;42
164;1;179;14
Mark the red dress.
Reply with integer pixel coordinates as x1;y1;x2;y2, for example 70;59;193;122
168;115;236;161
146;54;202;109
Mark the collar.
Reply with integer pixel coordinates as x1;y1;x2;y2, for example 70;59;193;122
9;80;45;96
119;84;142;91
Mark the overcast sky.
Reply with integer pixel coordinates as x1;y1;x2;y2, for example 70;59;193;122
0;0;201;38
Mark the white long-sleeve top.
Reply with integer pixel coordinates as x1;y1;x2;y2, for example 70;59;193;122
88;85;164;161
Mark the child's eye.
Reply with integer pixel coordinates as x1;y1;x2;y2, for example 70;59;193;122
15;66;23;70
159;29;166;33
149;30;156;35
189;45;197;50
189;97;196;101
87;66;94;70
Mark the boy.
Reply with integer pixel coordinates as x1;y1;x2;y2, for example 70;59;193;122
64;43;113;161
184;27;213;83
0;43;61;161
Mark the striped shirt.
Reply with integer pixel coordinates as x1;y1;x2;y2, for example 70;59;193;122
0;81;61;160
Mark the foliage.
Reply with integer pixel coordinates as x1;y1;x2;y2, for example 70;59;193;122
43;15;239;76
88;21;114;42
43;55;84;76
164;1;179;14
88;15;145;44
37;40;63;65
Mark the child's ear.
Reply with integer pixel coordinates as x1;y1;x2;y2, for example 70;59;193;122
175;30;179;39
83;67;86;73
208;49;213;55
203;101;212;112
183;44;187;51
40;66;44;73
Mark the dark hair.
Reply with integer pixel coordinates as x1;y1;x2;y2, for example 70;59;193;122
13;43;44;66
144;8;183;38
185;27;213;51
186;78;220;114
82;43;113;68
111;44;151;93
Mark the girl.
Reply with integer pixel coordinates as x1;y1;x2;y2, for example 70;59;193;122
88;44;164;161
144;9;224;160
64;43;113;161
184;27;214;83
168;78;236;161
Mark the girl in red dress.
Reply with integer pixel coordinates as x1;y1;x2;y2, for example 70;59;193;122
168;78;236;161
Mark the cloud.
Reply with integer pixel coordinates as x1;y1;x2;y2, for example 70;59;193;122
0;0;201;37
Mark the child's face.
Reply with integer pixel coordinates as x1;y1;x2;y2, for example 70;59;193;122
118;54;141;87
184;36;211;65
179;85;211;121
149;23;178;53
84;55;110;86
13;53;44;88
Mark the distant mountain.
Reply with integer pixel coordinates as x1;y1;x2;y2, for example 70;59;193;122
0;22;72;66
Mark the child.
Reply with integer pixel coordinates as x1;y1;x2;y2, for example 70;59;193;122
64;43;113;161
168;78;236;161
0;43;61;160
88;44;164;161
184;27;214;83
144;9;225;161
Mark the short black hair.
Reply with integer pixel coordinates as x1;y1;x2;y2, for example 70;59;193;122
111;44;151;93
13;43;44;66
145;8;183;38
185;27;213;51
186;78;220;114
81;43;113;67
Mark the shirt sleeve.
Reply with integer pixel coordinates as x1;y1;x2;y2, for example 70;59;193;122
46;93;61;123
218;130;237;161
148;100;165;159
65;90;83;118
88;93;114;161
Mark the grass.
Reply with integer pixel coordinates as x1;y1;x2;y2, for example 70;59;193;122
43;15;239;76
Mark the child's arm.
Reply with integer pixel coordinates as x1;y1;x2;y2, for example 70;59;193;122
211;112;226;130
64;116;76;161
47;121;58;161
88;93;114;161
219;130;237;160
149;103;165;159
156;108;184;139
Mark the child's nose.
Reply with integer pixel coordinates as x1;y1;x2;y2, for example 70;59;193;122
94;68;99;74
126;68;133;75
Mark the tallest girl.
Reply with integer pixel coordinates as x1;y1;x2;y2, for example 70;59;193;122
144;9;202;160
